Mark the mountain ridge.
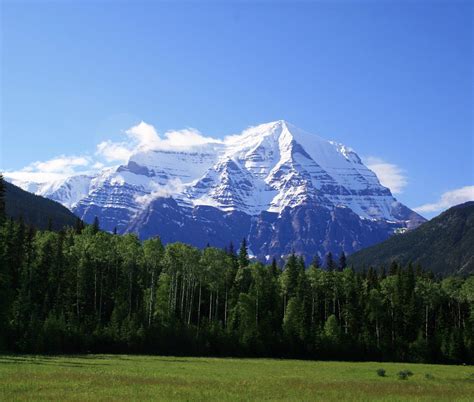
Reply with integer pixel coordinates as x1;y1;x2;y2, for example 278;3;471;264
4;180;78;230
6;120;425;260
348;201;474;275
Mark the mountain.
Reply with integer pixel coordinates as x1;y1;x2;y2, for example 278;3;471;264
8;120;425;261
348;202;474;275
4;180;79;230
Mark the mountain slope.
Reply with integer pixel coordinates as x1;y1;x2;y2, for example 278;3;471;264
348;202;474;275
4;180;78;230
7;120;425;260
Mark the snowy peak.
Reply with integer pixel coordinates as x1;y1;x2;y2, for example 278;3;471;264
128;147;219;184
200;120;393;218
13;120;424;233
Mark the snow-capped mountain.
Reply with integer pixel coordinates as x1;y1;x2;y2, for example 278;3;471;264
9;120;425;261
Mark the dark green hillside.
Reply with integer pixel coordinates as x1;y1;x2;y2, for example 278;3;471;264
349;202;474;275
3;178;78;230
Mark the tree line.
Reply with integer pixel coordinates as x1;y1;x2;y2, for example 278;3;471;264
0;175;473;362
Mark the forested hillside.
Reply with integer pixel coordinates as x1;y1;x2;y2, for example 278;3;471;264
2;175;78;230
0;219;472;363
349;202;474;275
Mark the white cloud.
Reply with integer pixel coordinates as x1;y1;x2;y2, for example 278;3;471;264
4;155;91;184
414;185;474;214
365;156;408;194
96;140;132;163
5;170;71;184
160;128;223;149
126;121;222;151
95;122;222;163
27;155;90;173
135;178;186;205
92;162;105;169
5;120;225;190
125;121;161;150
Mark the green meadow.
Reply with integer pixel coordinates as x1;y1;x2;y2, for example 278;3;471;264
0;355;472;401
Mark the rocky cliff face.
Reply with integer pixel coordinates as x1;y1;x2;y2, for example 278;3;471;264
128;198;409;263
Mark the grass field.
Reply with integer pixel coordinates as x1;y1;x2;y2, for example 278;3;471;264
0;355;473;401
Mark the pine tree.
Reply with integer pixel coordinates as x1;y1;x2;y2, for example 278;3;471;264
297;256;306;272
338;251;347;271
366;267;379;290
282;253;299;300
228;241;235;256
92;216;100;234
389;261;399;276
311;255;321;269
75;218;84;234
325;252;336;271
270;257;279;277
238;238;249;268
0;173;6;223
0;216;14;347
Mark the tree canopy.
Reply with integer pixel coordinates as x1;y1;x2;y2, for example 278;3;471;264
0;217;472;364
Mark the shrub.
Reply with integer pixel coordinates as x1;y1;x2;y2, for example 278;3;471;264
376;368;386;377
398;371;408;380
397;370;413;380
425;373;434;380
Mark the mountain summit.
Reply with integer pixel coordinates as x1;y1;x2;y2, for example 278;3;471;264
11;121;425;261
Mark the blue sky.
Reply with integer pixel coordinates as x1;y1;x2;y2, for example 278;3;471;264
1;0;473;217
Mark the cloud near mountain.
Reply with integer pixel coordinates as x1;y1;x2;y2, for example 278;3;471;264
364;156;407;195
95;121;225;164
415;186;474;214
